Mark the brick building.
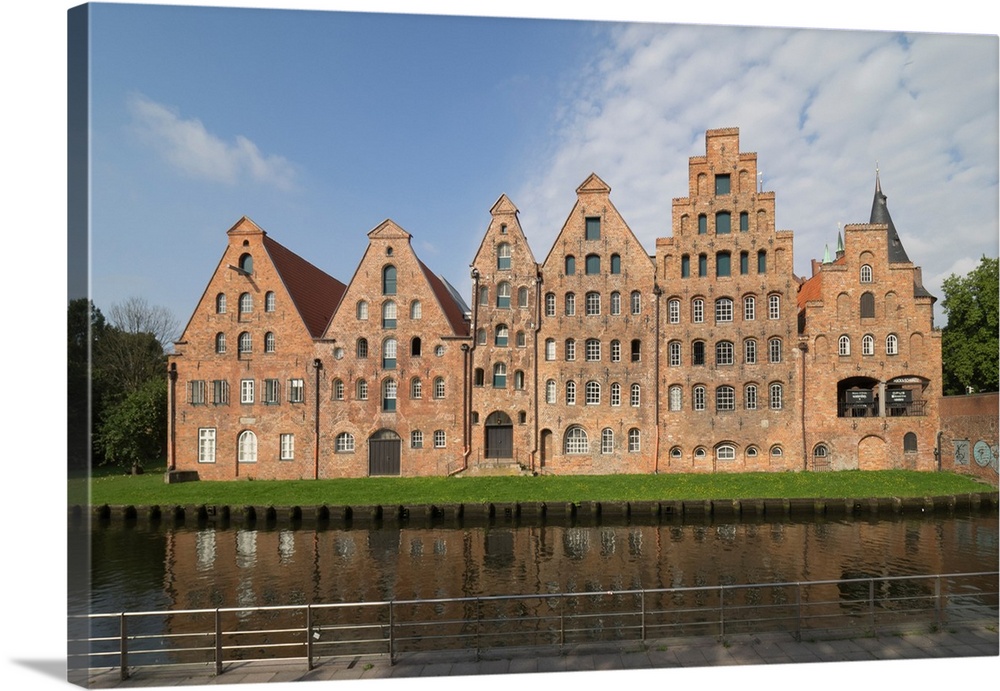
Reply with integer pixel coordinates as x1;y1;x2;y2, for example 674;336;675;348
167;128;945;479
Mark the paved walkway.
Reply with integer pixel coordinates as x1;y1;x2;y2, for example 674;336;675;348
84;623;998;687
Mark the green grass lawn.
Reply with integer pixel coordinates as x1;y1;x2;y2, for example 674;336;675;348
72;465;994;507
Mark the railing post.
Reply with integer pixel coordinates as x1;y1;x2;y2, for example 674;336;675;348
560;597;565;650
719;586;725;641
794;582;802;642
215;609;223;675
935;576;943;627
475;597;481;661
306;605;314;671
389;601;395;665
868;579;876;635
119;613;128;681
640;590;646;642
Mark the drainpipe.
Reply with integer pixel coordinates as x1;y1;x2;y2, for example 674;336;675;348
653;283;662;473
313;358;322;479
531;269;542;473
167;362;177;472
799;342;808;470
456;267;481;476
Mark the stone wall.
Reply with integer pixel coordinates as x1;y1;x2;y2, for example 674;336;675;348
939;392;999;486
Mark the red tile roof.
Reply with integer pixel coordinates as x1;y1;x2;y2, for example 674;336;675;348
797;272;823;311
263;235;346;338
419;260;470;337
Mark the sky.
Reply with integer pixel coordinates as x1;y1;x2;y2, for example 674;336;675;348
2;3;998;691
79;1;998;337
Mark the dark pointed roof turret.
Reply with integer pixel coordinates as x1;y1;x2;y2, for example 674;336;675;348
870;168;911;264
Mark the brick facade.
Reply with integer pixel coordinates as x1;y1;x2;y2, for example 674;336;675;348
938;393;999;486
167;128;946;479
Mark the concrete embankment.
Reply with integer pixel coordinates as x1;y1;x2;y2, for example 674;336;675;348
71;491;999;528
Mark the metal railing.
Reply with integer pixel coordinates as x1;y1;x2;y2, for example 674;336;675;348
71;571;998;680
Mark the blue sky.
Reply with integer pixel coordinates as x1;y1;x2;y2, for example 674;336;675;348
80;1;998;337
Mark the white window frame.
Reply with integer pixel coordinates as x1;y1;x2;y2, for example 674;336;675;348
610;382;621;407
668;299;680;324
585;381;601;405
601;428;614;454
692;298;704;323
886;334;899;355
745;384;758;410
280;433;294;460
198;428;216;463
630;383;640;407
240;379;254;404
565;426;589;454
335;432;355;453
744;295;755;321
288;378;304;403
744;338;757;364
434;430;446;448
585;338;601;361
715;297;733;323
628;428;641;453
237;430;257;463
768;294;781;320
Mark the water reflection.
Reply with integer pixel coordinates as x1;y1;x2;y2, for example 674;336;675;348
86;513;998;615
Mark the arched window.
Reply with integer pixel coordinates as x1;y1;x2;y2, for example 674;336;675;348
265;291;276;312
545;292;556;316
545;338;556;361
410;300;422;320
692;298;705;323
862;334;875;356
769;382;783;410
492;363;507;388
476;328;487;345
479;286;489;306
215;332;226;354
585;381;601;405
495;324;509;346
768;294;781;319
886;334;899;355
715;297;733;323
565;381;577;405
585;254;601;274
601;428;614;454
474;368;484;387
382;338;397;369
631;339;641;362
668;340;681;367
745;384;758;410
564;426;589;454
264;332;275;353
670;446;683;459
769;338;782;363
238;253;253;274
237;430;257;463
564;292;576;315
610;291;622;315
716;386;735;411
238;331;252;354
668;299;680;324
411;336;422;357
545;379;556;404
692;340;705;365
356;300;368;320
357;337;369;358
610;254;621;274
497;242;511;270
669;385;682;411
610;339;621;362
518;286;529;308
838;335;851;356
628;428;641;452
860;292;875;318
610;382;622;407
860;264;873;283
497;281;511;309
514;370;525;390
585;291;601;315
585;338;601;361
356;379;368;400
630;383;641;407
631;291;641;314
332;378;345;401
335;433;355;453
716;444;736;461
903;432;917;453
743;295;755;321
382;265;397;295
565;338;576;361
215;293;227;314
239;292;252;315
516;331;526;347
744;338;757;364
813;444;829;458
411;431;423;449
716;341;734;366
382;301;397;329
434;377;446;399
565;255;576;275
382;379;397;411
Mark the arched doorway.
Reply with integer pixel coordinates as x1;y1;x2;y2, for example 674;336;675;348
484;411;513;460
858;435;887;471
539;429;553;469
369;429;401;476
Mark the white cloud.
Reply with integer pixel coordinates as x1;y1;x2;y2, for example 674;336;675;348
513;24;998;308
127;93;297;191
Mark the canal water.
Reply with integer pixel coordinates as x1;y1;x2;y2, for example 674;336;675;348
85;511;998;616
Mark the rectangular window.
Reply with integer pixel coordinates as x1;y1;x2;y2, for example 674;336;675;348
668;300;680;324
565;339;576;361
280;433;294;460
264;378;280;404
189;380;206;405
212;380;229;405
288;378;305;403
744;297;755;321
698;254;707;277
716;252;731;276
669;341;681;367
769;339;782;363
586;292;600;315
240;379;254;404
585;339;600;361
411;430;423;449
610;384;621;407
716;212;731;235
715;299;733;323
715;174;731;195
740;251;749;275
585;217;601;240
769;294;780;320
740;211;749;231
681;255;690;278
198;428;216;463
434;430;446;448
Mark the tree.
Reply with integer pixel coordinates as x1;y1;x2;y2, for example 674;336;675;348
68;299;107;470
108;296;180;350
95;377;168;473
941;255;999;395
